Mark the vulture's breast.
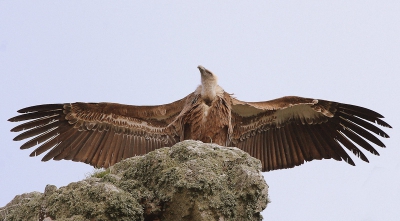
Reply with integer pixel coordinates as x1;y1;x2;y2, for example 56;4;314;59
183;96;231;145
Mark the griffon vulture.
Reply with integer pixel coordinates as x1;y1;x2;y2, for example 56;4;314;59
9;66;391;172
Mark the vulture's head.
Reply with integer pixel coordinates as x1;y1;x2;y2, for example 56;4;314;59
197;65;220;102
198;65;218;86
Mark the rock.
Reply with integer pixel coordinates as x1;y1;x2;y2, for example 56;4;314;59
0;140;269;221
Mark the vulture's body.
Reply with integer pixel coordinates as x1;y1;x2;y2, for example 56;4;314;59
9;66;391;172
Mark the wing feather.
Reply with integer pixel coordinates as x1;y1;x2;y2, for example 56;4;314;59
9;110;64;122
52;131;90;161
116;135;126;164
286;125;304;166
10;115;63;132
109;133;123;166
131;136;139;156
282;126;297;168
336;131;369;162
281;127;294;167
14;123;58;141
339;111;389;138
270;130;278;169
338;105;391;128
146;138;152;154
248;131;254;159
84;131;108;164
67;130;94;161
94;130;116;168
292;124;311;161
17;104;64;113
340;128;379;155
311;124;340;160
70;131;97;161
302;125;322;160
35;127;77;159
263;132;269;167
85;131;108;165
305;125;326;159
277;128;288;169
318;123;355;165
22;125;68;150
122;135;133;160
338;118;385;147
256;130;263;165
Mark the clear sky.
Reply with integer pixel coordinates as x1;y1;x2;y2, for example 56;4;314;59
1;1;399;220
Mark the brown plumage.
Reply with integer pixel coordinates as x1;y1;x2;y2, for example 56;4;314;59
9;66;392;171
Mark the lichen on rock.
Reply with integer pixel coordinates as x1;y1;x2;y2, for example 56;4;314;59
1;140;269;221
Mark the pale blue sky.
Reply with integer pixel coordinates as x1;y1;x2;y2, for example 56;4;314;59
1;1;399;220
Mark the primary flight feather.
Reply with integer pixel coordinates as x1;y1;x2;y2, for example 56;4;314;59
9;66;392;172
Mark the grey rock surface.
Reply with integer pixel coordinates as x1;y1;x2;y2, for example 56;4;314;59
1;140;269;221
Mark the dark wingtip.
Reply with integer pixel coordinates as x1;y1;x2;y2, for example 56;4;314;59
377;119;392;128
29;151;37;157
8;116;19;122
384;123;392;129
41;156;51;162
10;104;65;123
17;104;64;113
346;157;356;166
10;125;23;132
13;136;22;141
340;103;384;118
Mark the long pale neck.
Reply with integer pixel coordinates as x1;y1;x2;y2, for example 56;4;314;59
201;78;218;103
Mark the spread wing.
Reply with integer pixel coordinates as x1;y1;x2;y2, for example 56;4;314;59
231;96;392;172
8;96;192;168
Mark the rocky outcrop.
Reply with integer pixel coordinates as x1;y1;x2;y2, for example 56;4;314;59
1;140;269;221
